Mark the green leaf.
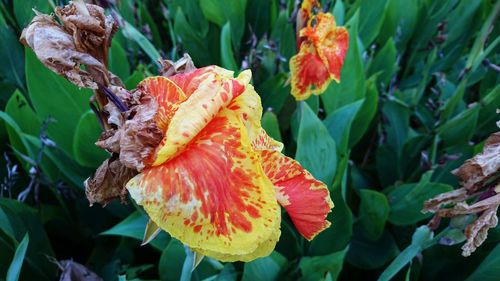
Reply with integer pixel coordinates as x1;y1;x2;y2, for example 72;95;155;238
0;26;25;92
258;74;290;114
378;226;433;281
346;229;399;270
358;189;389;240
13;0;50;28
246;0;271;38
366;38;397;89
6;233;29;281
382;99;410;155
261;111;282;142
465;242;500;281
25;48;93;158
5;90;40;136
0;198;55;280
174;7;218;66
125;69;145;90
349;78;379;147
295;102;337;185
220;22;238;71
73;111;108;168
299;246;349;281
356;0;390;45
323;100;363;156
378;0;419;50
101;211;170;251
436;106;480;148
331;0;344;26
0;111;35;170
387;175;453;225
109;40;131;80
200;0;247;52
241;252;286;281
159;239;185;281
120;18;161;68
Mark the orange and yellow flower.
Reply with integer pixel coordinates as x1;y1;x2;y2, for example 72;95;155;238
126;66;334;262
290;0;349;100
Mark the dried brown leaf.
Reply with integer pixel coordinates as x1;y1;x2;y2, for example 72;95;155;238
54;259;102;281
20;2;121;91
20;12;103;89
462;205;499;256
96;88;163;171
159;53;197;77
452;132;500;193
84;155;137;206
422;188;469;213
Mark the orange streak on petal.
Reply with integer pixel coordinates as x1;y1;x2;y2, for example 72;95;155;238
259;149;334;240
137;76;187;131
127;110;280;259
290;50;331;100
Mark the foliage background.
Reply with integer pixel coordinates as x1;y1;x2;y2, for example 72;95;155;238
0;0;499;280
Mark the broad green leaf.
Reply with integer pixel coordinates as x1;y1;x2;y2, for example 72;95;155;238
25;48;92;158
323;100;363;156
6;233;28;281
270;11;295;61
241;252;286;281
349;78;379;147
436;106;480;148
0;111;35;170
261;111;282;142
109;40;131;81
299;246;348;281
138;3;163;50
378;226;433;281
366;38;397;89
174;7;218;66
0;26;25;92
331;0;344;26
295;102;337;185
346;229;399;270
440;79;466;123
73;111;108;168
358;189;389;240
220;22;238;71
5;90;40;136
382;99;410;155
258;74;290;114
13;0;50;28
356;0;390;45
101;211;170;251
200;0;247;52
246;0;271;38
125;69;145;90
0;198;55;280
121;19;161;68
387;177;453;225
378;0;418;50
465;241;500;281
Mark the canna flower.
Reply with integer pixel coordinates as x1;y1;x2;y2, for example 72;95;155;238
126;66;334;262
290;0;349;100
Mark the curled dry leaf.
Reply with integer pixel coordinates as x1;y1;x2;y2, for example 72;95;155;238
159;53;197;77
452;132;500;193
84;154;137;206
423;131;500;256
462;205;499;256
96;87;163;171
20;12;103;89
53;259;103;281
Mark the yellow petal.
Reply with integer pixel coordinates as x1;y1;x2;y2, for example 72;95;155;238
127;109;281;261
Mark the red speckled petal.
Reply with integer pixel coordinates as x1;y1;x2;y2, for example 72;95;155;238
289;46;332;100
152;75;246;165
168;66;234;97
126;109;281;261
137;76;187;131
258;149;334;240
